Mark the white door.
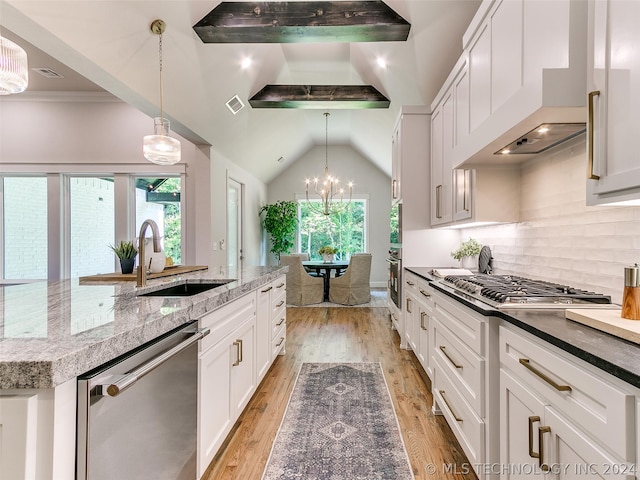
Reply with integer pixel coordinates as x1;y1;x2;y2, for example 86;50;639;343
227;178;243;268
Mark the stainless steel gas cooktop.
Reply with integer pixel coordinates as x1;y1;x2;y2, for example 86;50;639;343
441;274;612;309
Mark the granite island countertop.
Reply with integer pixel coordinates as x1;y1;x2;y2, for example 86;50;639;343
405;266;640;390
0;265;286;389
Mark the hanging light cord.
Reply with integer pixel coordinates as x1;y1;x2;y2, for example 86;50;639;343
324;112;329;174
158;30;164;123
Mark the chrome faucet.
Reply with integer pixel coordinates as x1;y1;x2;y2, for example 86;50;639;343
137;219;161;287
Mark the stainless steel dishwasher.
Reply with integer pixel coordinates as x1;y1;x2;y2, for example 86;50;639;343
77;321;209;480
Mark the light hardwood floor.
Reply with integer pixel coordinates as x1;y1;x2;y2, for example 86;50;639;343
202;307;477;480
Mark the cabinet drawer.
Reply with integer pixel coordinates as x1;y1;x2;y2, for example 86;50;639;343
271;325;286;358
500;325;635;460
199;293;255;352
272;278;286;302
434;319;485;416
434;362;484;467
433;291;485;356
271;310;286;339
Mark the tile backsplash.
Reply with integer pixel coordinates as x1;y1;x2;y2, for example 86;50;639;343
460;136;640;305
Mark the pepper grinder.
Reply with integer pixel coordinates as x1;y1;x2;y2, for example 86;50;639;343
622;264;640;320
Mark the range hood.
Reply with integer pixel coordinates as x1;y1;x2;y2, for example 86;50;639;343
494;123;586;156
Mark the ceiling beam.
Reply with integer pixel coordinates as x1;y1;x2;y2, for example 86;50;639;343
248;85;390;109
193;1;410;43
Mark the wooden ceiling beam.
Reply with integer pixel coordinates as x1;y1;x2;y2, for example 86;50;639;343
248;85;390;109
193;1;410;43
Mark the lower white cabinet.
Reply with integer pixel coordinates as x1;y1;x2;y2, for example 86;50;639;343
403;271;433;377
198;292;256;477
256;276;286;382
499;324;636;479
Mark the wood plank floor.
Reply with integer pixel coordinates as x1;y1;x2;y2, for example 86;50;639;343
202;307;478;480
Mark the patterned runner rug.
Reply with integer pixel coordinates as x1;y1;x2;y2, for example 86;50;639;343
262;363;414;480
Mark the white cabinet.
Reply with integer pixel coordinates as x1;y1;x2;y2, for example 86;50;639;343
391;106;431;230
430;288;499;479
587;0;640;205
197;293;256;477
499;324;636;479
431;91;454;226
403;271;433;378
433;0;587;168
256;276;286;382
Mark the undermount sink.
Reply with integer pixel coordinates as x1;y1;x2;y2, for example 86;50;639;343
139;280;234;297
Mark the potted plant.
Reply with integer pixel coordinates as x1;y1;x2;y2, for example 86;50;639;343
318;245;338;263
109;240;138;274
451;238;482;270
259;200;298;262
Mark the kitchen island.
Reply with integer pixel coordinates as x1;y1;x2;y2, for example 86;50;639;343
0;265;286;479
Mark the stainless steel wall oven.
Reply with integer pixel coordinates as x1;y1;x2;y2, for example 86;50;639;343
387;249;401;309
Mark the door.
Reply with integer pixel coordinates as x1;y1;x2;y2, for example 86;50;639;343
228;178;243;268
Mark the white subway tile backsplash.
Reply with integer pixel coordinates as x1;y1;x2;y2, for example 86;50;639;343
462;137;640;305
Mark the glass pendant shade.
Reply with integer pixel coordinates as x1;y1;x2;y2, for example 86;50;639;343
143;117;181;165
0;36;28;95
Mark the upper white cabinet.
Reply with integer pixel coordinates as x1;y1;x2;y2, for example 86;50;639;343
431;93;454;226
436;0;587;169
392;106;431;230
586;0;640;205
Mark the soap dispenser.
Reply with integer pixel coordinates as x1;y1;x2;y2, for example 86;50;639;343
622;264;640;320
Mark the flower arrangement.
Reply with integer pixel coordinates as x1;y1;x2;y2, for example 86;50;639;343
451;238;482;261
318;246;338;255
109;240;138;260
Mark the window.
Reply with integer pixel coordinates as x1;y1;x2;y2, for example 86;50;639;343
70;177;115;277
298;199;366;261
135;177;182;265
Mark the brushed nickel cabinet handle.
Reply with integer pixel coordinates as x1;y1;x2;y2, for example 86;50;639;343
528;416;540;459
539;425;551;472
276;317;285;326
419;289;431;298
276;282;285;288
463;169;470;212
261;286;273;293
392;179;398;199
519;358;572;392
232;339;242;366
276;300;285;308
276;337;285;347
439;390;462;422
440;345;463;369
406;280;415;286
436;185;442;219
406;297;412;313
588;90;601;180
420;311;428;330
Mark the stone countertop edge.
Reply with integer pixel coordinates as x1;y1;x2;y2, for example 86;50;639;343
0;266;287;390
405;266;640;391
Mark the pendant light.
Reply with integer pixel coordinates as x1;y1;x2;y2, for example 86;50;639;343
0;35;28;95
143;19;181;165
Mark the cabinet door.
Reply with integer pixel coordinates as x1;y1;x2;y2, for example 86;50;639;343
404;292;418;352
469;22;491;133
417;304;430;375
490;0;523;113
431;96;454;226
587;0;640;204
500;369;547;479
230;318;256;415
198;337;232;476
391;123;401;203
453;168;473;222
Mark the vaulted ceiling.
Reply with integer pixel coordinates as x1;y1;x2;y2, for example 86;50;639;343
1;0;481;183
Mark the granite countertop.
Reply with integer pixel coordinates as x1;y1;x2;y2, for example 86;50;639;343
0;266;286;390
405;266;640;390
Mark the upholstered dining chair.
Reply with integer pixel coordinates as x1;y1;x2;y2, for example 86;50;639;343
280;255;324;306
328;253;372;305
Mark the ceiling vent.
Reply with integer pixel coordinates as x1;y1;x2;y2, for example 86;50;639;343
32;67;64;79
226;95;245;115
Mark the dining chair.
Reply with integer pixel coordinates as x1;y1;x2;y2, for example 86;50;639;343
290;252;323;277
280;255;324;305
328;253;372;305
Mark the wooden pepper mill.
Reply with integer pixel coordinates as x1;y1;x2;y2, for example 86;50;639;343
622;264;640;320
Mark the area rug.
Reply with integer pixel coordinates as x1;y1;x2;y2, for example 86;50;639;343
262;363;414;480
287;288;387;308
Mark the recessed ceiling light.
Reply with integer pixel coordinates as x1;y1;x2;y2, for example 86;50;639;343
376;57;387;69
241;57;252;69
32;67;64;79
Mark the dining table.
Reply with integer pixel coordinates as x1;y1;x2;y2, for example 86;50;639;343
302;260;349;301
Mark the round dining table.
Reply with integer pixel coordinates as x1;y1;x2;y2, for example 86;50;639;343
302;260;349;301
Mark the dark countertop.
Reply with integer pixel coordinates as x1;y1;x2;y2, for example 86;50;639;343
405;266;640;390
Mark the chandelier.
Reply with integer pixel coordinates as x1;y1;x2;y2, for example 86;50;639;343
143;19;181;165
305;112;353;216
0;35;28;95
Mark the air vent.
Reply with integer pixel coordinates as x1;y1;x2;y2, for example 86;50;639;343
32;67;64;79
226;95;245;115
